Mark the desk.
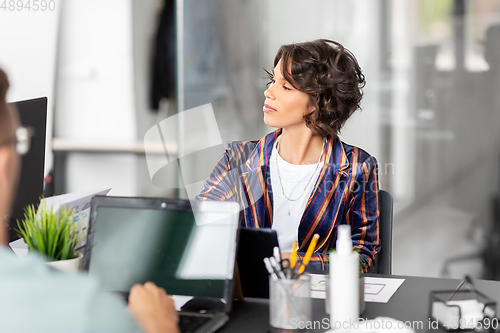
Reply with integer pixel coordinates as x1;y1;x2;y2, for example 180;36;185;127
220;274;500;332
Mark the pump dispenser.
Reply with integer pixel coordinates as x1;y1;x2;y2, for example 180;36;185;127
329;225;359;330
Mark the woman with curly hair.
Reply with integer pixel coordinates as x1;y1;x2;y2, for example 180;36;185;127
197;39;380;273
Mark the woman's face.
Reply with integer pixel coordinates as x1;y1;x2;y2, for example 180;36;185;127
263;59;313;130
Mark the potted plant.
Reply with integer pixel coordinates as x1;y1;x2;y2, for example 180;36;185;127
17;202;84;273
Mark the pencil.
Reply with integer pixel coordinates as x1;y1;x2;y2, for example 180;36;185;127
298;234;320;274
290;241;297;269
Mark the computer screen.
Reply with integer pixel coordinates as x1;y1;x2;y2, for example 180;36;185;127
8;97;47;242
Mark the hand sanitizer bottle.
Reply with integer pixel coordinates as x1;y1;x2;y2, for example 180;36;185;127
329;225;359;331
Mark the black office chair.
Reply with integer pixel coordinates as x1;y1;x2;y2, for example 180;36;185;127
376;190;393;275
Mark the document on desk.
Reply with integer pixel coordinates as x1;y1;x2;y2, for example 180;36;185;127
10;187;112;256
309;274;405;303
363;277;405;303
41;187;111;233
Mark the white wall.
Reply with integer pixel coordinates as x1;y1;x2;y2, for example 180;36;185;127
55;0;138;195
389;0;415;208
0;3;61;176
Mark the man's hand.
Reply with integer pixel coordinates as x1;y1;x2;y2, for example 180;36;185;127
127;282;179;333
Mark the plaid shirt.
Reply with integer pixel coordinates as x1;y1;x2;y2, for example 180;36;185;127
197;129;380;272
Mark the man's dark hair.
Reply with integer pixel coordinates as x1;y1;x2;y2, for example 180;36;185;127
267;39;366;137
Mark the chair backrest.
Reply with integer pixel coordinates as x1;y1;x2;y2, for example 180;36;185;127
377;190;393;274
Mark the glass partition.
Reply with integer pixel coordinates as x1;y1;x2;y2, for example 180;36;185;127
175;0;500;278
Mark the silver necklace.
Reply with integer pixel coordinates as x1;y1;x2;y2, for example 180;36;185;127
275;137;326;215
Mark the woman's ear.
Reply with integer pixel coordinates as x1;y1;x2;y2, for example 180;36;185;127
305;102;316;115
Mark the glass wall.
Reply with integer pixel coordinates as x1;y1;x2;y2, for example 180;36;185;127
176;0;500;278
38;0;500;278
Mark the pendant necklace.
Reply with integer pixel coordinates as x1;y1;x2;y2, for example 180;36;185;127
275;136;326;216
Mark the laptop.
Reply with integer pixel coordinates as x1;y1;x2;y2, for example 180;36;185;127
83;196;240;333
236;228;280;298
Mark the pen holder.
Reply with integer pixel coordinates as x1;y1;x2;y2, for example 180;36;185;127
269;275;312;329
429;289;497;331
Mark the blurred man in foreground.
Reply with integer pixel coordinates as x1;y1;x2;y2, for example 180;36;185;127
0;68;179;333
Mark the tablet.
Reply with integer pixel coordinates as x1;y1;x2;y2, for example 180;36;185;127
236;228;280;298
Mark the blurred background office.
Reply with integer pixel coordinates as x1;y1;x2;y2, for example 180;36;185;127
1;0;500;279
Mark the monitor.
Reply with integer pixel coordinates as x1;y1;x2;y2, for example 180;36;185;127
8;97;47;242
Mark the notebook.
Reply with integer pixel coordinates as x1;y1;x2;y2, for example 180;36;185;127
83;196;240;333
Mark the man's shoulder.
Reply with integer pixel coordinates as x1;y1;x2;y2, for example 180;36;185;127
0;246;48;275
0;246;92;284
0;247;139;333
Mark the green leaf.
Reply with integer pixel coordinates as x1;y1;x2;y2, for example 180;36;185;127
16;201;84;262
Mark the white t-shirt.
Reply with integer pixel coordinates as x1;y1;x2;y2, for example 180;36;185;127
270;138;324;252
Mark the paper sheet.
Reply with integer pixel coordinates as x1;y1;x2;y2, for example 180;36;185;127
363;277;405;303
10;188;112;255
40;187;111;234
310;274;405;303
310;274;329;299
9;238;29;257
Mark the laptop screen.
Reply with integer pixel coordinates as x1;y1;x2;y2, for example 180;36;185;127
84;197;239;306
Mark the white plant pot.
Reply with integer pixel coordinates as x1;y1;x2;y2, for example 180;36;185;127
46;252;83;273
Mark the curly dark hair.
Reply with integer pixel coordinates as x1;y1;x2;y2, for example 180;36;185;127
267;39;366;137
